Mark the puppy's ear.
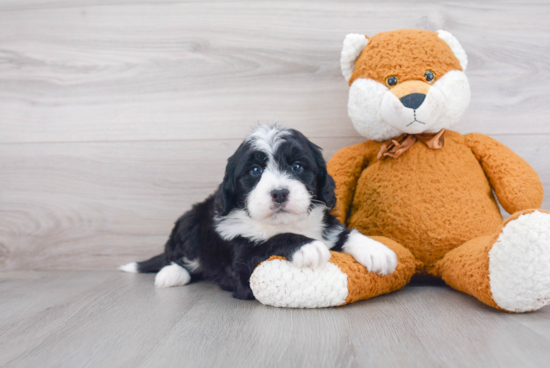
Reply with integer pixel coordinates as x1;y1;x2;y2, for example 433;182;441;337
315;160;337;210
294;131;337;209
214;153;238;216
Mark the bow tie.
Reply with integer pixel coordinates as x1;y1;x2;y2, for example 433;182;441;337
377;129;446;160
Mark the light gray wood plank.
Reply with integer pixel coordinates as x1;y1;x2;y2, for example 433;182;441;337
1;271;550;368
1;134;548;270
509;310;550;341
0;137;364;270
1;0;550;145
0;271;114;329
0;271;209;367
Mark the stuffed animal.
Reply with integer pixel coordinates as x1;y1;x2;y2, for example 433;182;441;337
249;29;550;312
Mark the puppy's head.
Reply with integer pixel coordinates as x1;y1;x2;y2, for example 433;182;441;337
215;125;335;224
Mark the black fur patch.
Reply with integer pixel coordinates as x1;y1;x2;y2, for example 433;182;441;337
136;127;350;300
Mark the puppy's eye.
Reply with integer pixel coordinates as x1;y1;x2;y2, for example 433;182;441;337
386;76;398;87
425;70;435;83
291;163;303;173
250;166;263;176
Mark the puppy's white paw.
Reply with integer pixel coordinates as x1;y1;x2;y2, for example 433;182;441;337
343;230;397;275
155;263;191;288
291;241;331;268
119;262;138;273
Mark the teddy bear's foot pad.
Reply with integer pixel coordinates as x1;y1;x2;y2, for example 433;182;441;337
250;258;349;308
251;241;419;308
489;210;550;312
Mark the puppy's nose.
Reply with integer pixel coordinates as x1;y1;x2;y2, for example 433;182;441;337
271;189;289;204
400;93;426;110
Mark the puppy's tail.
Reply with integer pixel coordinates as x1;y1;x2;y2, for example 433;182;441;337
119;253;165;274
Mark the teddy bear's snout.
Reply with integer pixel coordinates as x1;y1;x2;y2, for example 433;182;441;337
390;80;430;110
400;93;426;110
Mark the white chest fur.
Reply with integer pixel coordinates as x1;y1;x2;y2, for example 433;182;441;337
214;206;328;244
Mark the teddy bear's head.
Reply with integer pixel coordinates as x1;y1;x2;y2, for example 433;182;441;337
341;29;470;141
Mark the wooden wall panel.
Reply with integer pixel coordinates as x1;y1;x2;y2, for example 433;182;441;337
1;1;550;144
1;0;549;270
1;135;547;270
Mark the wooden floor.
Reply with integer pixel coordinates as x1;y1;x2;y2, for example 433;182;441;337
1;271;549;368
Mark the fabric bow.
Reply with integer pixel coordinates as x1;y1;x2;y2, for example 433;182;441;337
377;129;446;160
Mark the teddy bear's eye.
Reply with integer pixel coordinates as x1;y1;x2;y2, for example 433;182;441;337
425;70;435;83
386;76;398;87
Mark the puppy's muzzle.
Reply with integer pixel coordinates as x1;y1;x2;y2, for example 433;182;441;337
271;189;289;205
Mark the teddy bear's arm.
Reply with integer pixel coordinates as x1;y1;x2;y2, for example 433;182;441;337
327;141;372;223
465;133;543;213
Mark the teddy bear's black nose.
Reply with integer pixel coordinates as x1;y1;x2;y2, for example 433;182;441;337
400;93;426;110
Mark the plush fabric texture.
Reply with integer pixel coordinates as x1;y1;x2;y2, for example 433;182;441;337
341;236;419;304
324;131;549;312
436;30;468;70
341;33;369;82
250;238;419;308
465;133;544;213
348;78;402;141
434;233;500;310
435;209;550;312
329;130;511;271
250;255;349;308
250;28;549;312
326;132;547;312
377;128;446;160
350;29;462;86
488;210;550;312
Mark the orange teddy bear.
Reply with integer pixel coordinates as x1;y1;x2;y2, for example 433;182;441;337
250;29;550;312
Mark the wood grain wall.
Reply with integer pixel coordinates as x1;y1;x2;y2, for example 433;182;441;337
1;0;549;270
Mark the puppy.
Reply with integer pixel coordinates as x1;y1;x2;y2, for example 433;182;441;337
120;125;397;300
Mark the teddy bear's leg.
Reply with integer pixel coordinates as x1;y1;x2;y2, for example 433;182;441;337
250;236;420;308
434;209;550;312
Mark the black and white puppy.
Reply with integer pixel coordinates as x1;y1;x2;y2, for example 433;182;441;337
120;125;397;300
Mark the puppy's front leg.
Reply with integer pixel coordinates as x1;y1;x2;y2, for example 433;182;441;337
336;229;397;275
264;233;332;268
231;233;332;300
324;216;397;275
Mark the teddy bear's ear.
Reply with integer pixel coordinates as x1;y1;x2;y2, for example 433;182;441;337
340;33;369;82
436;30;468;71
